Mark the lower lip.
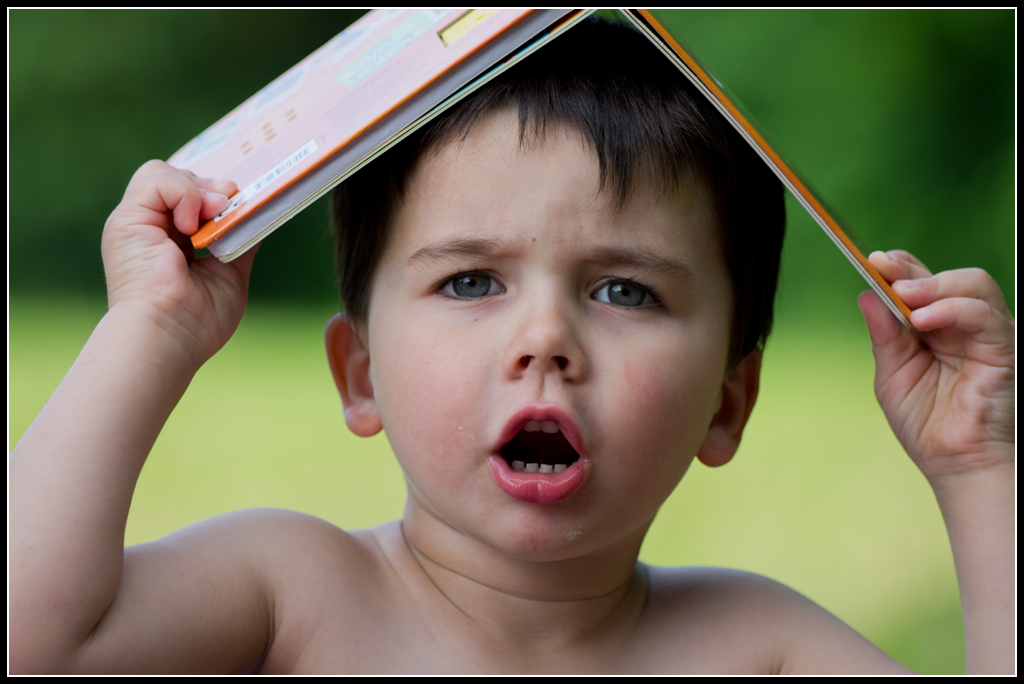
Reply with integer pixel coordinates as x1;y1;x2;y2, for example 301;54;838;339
488;455;589;504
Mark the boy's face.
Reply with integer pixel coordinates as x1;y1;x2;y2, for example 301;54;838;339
331;110;755;563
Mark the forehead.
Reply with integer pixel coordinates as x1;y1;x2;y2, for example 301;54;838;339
385;109;722;276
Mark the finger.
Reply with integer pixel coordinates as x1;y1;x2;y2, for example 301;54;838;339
198;189;231;221
125;160;172;197
893;268;1011;316
159;163;236;197
230;241;260;289
886;249;931;272
125;160;198;196
173;220;197;265
868;250;933;284
858;289;921;382
911;297;1015;343
196;241;261;294
193;177;238;197
123;169;204;236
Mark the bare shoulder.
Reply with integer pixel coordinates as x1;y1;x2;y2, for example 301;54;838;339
82;509;390;673
153;508;402;672
128;507;380;595
207;512;410;673
635;565;910;675
167;506;382;574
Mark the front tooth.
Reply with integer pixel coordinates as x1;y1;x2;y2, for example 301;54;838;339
553;464;567;473
540;421;559;433
539;464;553;474
524;420;541;432
512;460;526;471
525;463;540;473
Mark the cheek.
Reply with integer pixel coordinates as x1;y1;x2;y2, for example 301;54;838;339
601;338;722;467
588;346;720;530
371;321;491;466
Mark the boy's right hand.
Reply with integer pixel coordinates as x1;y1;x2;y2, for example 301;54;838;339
102;161;257;370
12;161;270;673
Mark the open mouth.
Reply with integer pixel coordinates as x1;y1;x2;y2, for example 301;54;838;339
500;420;581;474
490;408;589;504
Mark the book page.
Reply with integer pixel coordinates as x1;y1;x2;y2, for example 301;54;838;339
168;9;535;249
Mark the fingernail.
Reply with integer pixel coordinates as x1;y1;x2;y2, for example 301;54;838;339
885;251;899;264
896;279;918;290
200;189;228;201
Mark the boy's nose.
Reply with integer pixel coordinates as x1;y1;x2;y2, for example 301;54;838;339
501;301;586;383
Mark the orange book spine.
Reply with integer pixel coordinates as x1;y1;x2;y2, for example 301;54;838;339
637;9;914;327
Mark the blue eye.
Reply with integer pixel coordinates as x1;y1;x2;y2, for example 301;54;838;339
595;280;652;307
444;273;499;298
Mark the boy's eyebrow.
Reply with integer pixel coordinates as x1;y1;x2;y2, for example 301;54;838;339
407;238;695;280
583;246;696;281
407;237;520;266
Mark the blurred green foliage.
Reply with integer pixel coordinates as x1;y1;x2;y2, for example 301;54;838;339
649;9;1015;324
9;9;1014;316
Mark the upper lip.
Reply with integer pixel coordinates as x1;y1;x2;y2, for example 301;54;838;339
492;404;587;460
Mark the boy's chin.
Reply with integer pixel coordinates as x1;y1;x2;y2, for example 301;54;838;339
406;494;648;566
499;514;650;562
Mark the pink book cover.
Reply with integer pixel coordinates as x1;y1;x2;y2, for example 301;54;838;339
167;9;534;249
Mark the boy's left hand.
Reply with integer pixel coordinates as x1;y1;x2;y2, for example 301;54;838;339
858;251;1014;483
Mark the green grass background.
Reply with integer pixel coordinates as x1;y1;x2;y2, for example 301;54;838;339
10;297;963;673
9;9;1014;674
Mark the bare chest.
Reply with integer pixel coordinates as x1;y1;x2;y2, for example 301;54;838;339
258;585;766;675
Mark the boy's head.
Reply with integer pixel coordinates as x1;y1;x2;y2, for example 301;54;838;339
325;17;785;562
331;18;785;369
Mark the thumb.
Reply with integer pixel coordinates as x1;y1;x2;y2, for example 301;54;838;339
193;241;261;303
857;290;920;387
228;241;261;288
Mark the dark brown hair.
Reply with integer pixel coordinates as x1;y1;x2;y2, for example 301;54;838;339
331;17;785;366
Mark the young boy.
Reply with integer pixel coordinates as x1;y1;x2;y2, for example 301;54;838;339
10;19;1014;674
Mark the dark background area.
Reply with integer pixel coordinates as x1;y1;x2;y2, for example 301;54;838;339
9;9;1015;318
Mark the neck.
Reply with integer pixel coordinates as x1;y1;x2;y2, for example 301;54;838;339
398;499;651;647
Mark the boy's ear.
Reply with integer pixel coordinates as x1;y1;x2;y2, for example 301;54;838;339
696;350;762;468
325;312;382;437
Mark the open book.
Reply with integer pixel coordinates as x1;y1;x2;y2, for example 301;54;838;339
167;8;913;331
